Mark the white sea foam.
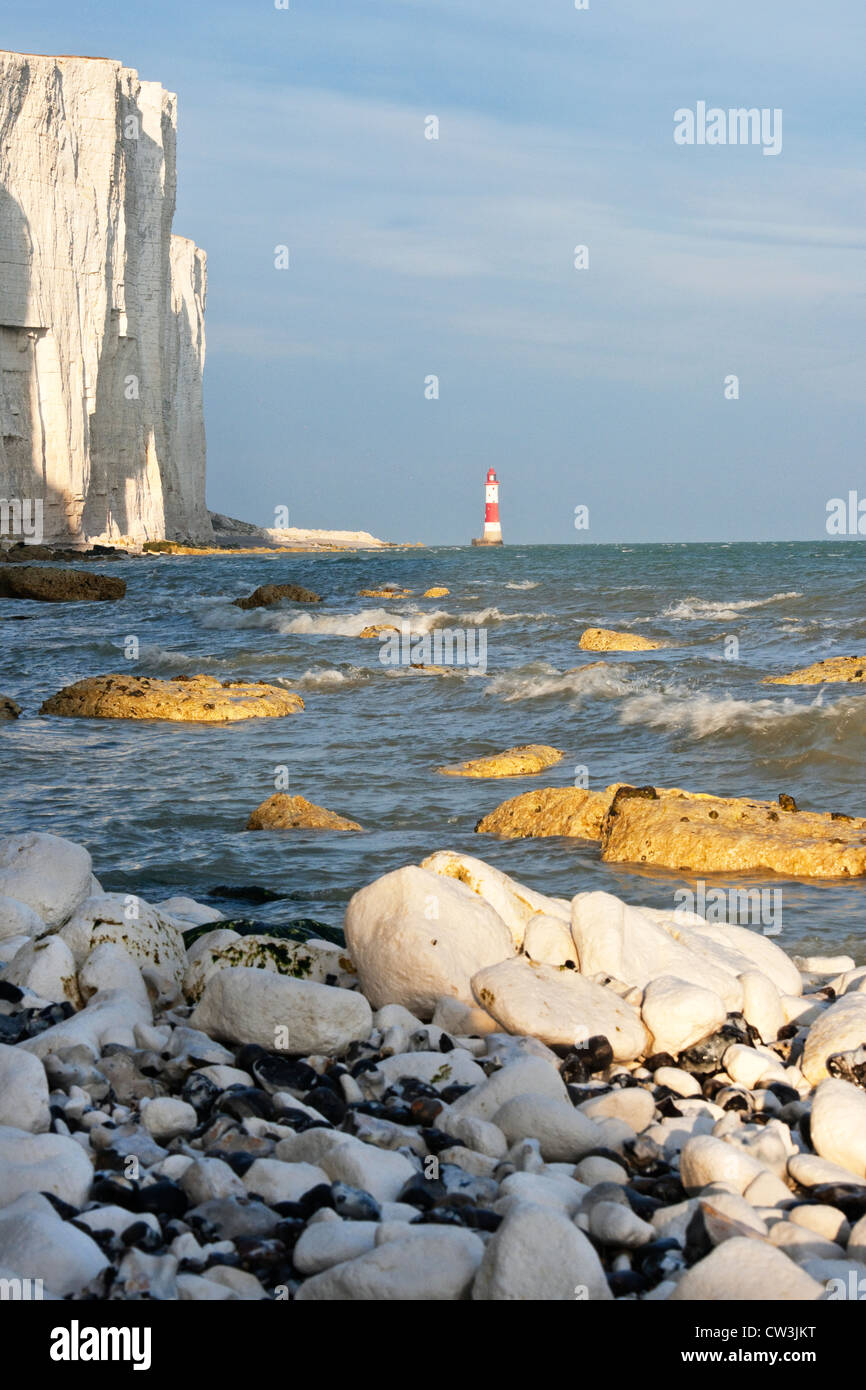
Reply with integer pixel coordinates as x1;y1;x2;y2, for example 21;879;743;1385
487;662;634;703
618;689;827;739
663;591;802;621
295;666;370;689
505;580;539;590
457;607;551;624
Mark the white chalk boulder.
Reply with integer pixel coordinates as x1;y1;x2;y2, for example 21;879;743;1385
0;832;92;928
809;1078;866;1180
471;955;647;1059
344;865;514;1017
473;1203;612;1301
641;975;726;1057
190;966;372;1055
571;892;743;1011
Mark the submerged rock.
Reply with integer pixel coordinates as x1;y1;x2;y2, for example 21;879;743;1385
0;696;20;719
246;795;362;831
233;583;322;608
475;786;609;840
40;674;304;722
600;787;866;878
477;779;866;878
437;744;565;778
578;627;662;652
765;655;866;685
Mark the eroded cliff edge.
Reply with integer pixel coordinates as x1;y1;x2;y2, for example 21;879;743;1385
0;51;212;543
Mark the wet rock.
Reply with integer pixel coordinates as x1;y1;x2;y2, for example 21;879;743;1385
579;628;662;652
246;795;362;832
233;583;322;608
40;674;304;723
600;787;866;879
765;656;866;686
0;565;125;602
475;786;610;841
437;745;565;779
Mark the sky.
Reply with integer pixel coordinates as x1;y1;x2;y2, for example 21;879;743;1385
5;1;866;543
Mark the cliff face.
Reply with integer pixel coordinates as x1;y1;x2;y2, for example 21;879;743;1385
0;51;212;543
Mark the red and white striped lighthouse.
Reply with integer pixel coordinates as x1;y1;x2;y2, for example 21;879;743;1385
473;467;503;546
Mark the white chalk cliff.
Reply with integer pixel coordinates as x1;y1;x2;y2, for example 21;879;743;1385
0;51;212;542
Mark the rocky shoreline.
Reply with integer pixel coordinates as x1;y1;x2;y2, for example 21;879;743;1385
1;831;865;1301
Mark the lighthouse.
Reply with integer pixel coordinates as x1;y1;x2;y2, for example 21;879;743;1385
472;467;503;546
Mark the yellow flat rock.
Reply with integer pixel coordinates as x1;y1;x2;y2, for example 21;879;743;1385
40;674;304;723
246;794;362;830
579;627;662;652
765;656;866;685
477;781;866;877
438;744;565;778
476;786;612;838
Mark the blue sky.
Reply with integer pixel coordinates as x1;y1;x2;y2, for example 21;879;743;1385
6;1;866;542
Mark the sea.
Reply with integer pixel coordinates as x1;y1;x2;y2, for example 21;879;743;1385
2;540;865;960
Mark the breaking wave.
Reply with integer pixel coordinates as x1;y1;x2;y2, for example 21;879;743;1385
487;661;635;703
294;666;370;690
663;592;803;621
615;688;864;741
